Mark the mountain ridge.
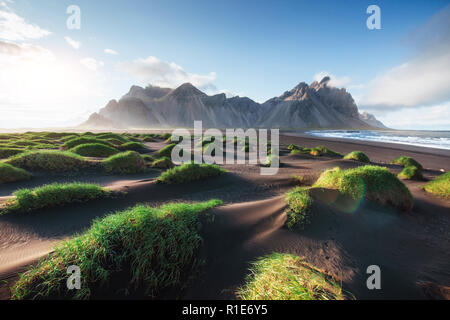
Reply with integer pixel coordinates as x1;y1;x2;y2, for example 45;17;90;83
81;77;386;129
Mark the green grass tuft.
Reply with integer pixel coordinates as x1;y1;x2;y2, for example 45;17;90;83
118;141;145;152
390;156;423;170
285;187;313;229
5;150;89;172
62;137;114;150
262;154;279;167
343;151;370;163
70;143;119;157
0;147;24;159
151;156;174;169
398;165;423;180
141;154;155;162
157;162;225;184
422;172;450;199
2;183;110;214
313;165;413;211
0;163;32;184
157;143;177;158
313;146;342;157
11;199;222;299
390;156;423;180
237;253;346;300
95;133;129;143
102;151;147;174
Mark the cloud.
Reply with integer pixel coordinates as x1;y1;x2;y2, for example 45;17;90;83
119;56;216;89
359;5;450;110
104;48;118;55
80;57;104;71
369;101;450;130
64;36;81;49
0;9;50;41
0;40;53;61
313;71;353;88
0;43;114;128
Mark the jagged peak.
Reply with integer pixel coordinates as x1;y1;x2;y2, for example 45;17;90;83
170;82;206;98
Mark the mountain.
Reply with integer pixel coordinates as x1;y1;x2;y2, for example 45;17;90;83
80;77;385;129
359;111;388;129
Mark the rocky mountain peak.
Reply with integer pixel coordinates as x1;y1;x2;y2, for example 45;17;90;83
81;80;386;129
170;82;206;99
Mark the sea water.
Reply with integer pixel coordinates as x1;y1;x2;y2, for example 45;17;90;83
304;130;450;150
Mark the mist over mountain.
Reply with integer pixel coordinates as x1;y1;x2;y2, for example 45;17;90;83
359;111;388;129
81;77;384;129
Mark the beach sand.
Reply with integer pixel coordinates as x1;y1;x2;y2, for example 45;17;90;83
0;134;449;300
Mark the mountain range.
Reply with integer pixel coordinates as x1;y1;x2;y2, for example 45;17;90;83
80;76;386;129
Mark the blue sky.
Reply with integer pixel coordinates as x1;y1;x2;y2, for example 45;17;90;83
0;0;449;129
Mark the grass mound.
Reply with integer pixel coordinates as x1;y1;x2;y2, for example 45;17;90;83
343;151;370;163
5;150;88;172
262;154;279;167
157;143;177;158
105;138;124;146
238;253;345;300
313;146;342;157
2;183;109;214
141;154;155;162
390;156;423;180
157;162;225;184
142;136;155;142
285;187;313;229
398;166;422;180
422;172;449;199
288;145;341;157
103;151;147;174
62;137;114;150
59;134;79;142
313;165;413;211
390;156;423;170
118;141;145;151
151;156;174;169
9;140;38;147
0;147;24;159
0;163;32;184
70;143;119;157
95;133;129;143
11;199;222;299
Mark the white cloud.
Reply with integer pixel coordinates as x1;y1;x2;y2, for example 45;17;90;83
0;40;53;60
359;5;450;110
371;101;450;130
80;57;104;71
0;9;50;41
104;48;118;55
64;36;81;49
313;71;352;88
119;56;216;89
0;42;114;128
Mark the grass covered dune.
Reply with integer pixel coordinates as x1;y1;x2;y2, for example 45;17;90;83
69;143;119;157
1;183;110;214
238;253;346;300
313;165;413;211
422;172;450;199
11;200;222;299
0;163;32;184
157;162;226;184
5;150;89;172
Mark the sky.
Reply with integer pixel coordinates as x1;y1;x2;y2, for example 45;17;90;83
0;0;449;129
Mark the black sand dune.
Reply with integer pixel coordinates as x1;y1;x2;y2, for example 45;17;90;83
0;134;449;300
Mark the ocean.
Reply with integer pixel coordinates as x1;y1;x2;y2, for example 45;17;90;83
304;130;450;150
